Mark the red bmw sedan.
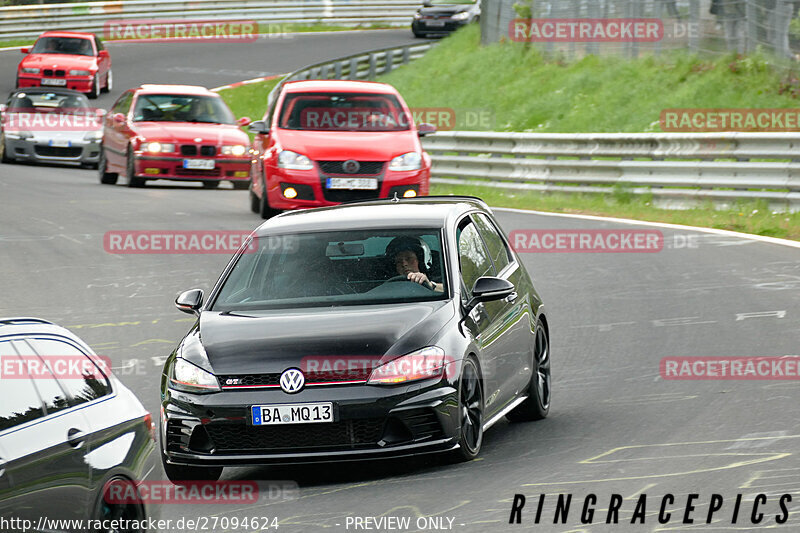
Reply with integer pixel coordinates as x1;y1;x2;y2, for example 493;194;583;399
17;31;112;99
248;80;434;218
99;84;252;188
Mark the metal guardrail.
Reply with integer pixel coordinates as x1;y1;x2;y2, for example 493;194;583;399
266;41;434;108
0;0;421;41
422;131;800;211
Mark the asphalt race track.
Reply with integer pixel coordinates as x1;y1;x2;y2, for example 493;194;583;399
1;30;799;532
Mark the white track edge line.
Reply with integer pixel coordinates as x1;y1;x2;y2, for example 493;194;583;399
492;207;800;249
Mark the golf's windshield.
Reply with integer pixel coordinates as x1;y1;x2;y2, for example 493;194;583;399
278;93;412;132
212;229;448;311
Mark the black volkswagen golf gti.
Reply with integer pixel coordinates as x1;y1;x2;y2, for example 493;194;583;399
160;197;551;481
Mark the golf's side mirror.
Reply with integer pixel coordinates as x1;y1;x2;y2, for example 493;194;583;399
175;289;204;315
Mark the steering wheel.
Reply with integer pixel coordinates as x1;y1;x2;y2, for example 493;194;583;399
386;275;435;290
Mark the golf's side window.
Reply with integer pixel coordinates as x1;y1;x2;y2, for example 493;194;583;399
0;341;45;432
457;218;495;299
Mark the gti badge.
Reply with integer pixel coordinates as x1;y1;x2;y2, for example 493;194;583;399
342;160;360;174
279;368;305;393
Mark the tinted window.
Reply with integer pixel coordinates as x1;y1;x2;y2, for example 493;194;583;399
8;90;91;112
458;220;495;293
213;229;447;311
31;37;94;56
111;91;133;114
132;94;235;124
473;213;512;273
94;35;105;51
0;341;45;432
29;338;110;406
278;92;411;131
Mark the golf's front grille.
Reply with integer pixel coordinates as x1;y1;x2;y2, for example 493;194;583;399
219;370;369;389
321;188;382;203
318;161;384;175
205;419;385;452
34;146;82;158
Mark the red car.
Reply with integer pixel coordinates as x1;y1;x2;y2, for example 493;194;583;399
248;80;435;218
98;84;252;189
17;31;111;99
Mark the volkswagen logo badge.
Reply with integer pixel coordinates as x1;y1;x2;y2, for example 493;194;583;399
342;160;360;174
279;368;305;394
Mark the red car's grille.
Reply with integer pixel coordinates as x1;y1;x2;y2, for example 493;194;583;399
175;167;221;177
180;145;217;156
318;161;384;175
43;69;65;77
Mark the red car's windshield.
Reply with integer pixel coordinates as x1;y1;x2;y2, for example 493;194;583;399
132;94;236;124
278;92;412;132
31;37;94;56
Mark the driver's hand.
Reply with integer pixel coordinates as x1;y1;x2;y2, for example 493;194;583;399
407;272;434;290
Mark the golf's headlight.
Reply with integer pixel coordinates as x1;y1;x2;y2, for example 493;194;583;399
222;144;247;156
368;346;447;385
84;130;103;142
452;11;471;20
170;358;220;393
278;150;313;170
69;69;91;76
389;152;422;171
142;141;174;153
21;67;40;74
414;12;422;19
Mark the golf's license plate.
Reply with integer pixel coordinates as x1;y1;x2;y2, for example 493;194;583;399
183;159;215;170
252;402;333;425
326;177;378;190
426;20;446;27
50;139;70;147
41;78;67;86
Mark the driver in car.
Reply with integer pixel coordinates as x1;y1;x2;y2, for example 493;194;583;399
385;236;443;292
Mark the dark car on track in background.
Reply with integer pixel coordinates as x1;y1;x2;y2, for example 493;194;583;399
247;79;434;219
99;84;252;189
159;196;551;481
0;318;157;532
0;88;104;167
412;0;480;38
16;31;112;99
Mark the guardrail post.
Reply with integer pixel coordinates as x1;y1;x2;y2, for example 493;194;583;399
385;50;394;74
349;57;359;79
368;54;377;79
402;46;411;64
334;61;342;79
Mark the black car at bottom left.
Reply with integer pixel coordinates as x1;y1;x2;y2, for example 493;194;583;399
0;317;157;533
